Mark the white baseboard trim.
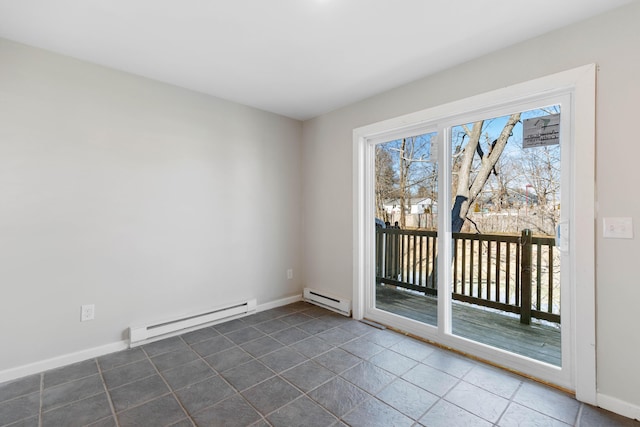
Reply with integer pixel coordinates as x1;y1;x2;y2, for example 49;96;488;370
0;293;304;385
597;393;640;421
0;341;128;384
256;293;303;312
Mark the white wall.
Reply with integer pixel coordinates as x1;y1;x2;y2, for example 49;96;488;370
302;1;640;413
0;39;303;373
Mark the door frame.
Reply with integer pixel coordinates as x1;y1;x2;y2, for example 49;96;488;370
352;64;596;402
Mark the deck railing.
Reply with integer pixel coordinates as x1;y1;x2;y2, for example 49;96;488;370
375;227;560;324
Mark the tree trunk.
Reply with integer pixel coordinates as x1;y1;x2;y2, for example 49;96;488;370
452;113;521;232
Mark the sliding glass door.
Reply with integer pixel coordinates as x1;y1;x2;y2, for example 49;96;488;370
355;67;595;392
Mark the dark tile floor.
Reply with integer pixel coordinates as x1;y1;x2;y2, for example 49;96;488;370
1;301;638;427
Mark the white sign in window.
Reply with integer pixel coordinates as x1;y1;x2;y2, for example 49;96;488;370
523;113;560;148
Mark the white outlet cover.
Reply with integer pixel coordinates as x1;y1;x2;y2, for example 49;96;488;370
603;217;633;239
81;304;95;321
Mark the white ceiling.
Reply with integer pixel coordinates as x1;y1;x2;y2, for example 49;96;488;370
0;0;632;120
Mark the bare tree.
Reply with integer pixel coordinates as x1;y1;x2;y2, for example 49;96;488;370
451;113;521;232
517;144;561;234
375;145;396;222
396;136;433;228
398;138;408;228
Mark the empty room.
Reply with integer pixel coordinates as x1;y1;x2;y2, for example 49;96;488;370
1;1;640;426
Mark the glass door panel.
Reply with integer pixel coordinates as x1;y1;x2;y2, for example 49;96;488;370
449;107;562;366
374;132;438;326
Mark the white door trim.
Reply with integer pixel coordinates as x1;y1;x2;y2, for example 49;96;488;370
353;64;596;403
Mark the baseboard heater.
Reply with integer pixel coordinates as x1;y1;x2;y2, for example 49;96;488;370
129;299;257;345
303;288;351;317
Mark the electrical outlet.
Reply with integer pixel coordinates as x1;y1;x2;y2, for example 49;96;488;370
287;269;293;280
81;304;95;322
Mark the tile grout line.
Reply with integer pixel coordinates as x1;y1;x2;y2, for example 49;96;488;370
147;324;308;423
38;373;43;427
265;393;340;426
492;379;525;426
405;357;496;425
524;383;581;426
270;359;339;418
141;338;197;426
181;332;259;424
434;371;471;422
574;402;584;426
96;357;120;427
336;392;375;423
97;352;178;420
418;395;444;424
496;377;580;426
316;355;407;424
492;380;520;426
146;309;307;423
187;331;290;425
402;366;443;424
187;309;340;424
28;362;119;426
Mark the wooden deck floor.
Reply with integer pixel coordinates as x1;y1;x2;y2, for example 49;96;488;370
375;284;561;366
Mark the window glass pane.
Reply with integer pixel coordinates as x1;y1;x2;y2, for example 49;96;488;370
374;132;439;326
449;106;562;366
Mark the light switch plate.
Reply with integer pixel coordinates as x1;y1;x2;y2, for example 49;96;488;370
603;217;633;239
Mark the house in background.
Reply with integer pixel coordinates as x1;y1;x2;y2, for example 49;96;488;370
1;0;640;421
382;198;436;228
